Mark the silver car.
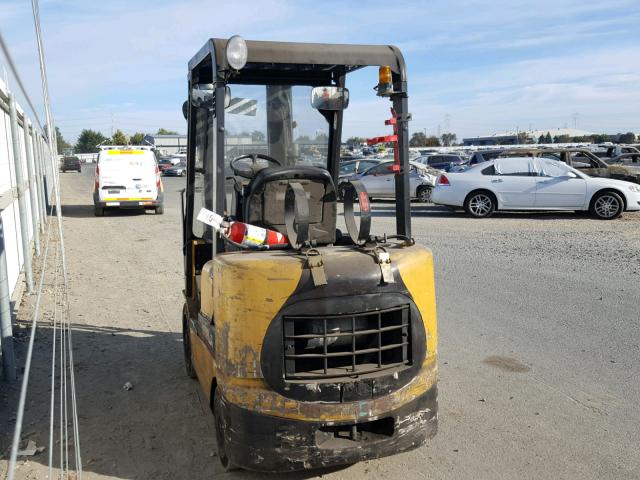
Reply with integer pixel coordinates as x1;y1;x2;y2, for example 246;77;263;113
338;160;438;202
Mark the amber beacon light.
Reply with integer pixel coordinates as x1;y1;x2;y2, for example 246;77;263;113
376;65;394;96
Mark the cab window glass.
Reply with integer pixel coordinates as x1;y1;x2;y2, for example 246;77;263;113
538;159;573;178
340;162;356;174
365;163;392;175
192;104;211;238
570;153;597;169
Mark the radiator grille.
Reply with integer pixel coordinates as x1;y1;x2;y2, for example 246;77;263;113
283;305;411;380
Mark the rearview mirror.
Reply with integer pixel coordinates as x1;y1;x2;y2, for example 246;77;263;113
311;86;349;111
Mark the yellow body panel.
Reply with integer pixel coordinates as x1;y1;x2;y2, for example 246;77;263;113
194;244;438;421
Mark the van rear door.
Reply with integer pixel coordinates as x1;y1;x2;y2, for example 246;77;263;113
98;150;159;204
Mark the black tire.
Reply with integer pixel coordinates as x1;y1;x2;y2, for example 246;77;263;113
417;186;432;203
155;204;164;215
214;390;238;471
590;191;623;220
94;204;104;217
180;170;186;177
182;305;197;379
464;190;496;218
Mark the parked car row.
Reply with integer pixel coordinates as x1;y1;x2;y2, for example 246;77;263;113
338;147;640;220
431;156;640;220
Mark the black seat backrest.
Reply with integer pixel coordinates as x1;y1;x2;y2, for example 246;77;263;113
242;166;337;245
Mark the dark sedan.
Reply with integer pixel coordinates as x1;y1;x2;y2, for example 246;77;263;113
158;159;175;172
60;156;81;173
415;154;465;171
163;161;187;176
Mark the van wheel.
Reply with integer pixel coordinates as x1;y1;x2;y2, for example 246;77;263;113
417;186;432;203
94;205;104;217
214;390;238;471
155;205;164;215
590;191;623;219
464;191;495;218
182;305;197;379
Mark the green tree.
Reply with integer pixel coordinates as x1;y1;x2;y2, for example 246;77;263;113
570;135;592;143
425;136;441;147
130;132;145;145
592;133;610;143
618;132;636;144
538;134;546;144
55;127;71;153
75;129;108;153
441;132;457;146
314;132;329;142
545;132;553;143
156;128;178;135
111;129;128;145
251;130;266;142
409;132;428;147
346;136;365;146
296;135;311;142
554;134;571;143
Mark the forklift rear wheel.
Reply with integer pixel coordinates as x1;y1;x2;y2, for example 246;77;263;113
182;306;197;379
214;390;238;471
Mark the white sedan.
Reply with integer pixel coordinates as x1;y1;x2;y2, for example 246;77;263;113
431;157;640;219
338;160;438;202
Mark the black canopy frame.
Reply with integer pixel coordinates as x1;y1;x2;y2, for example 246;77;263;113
184;38;412;275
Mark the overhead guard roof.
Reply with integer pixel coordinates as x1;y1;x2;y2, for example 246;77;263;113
189;38;406;78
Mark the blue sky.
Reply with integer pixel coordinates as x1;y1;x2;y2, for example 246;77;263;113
2;0;639;142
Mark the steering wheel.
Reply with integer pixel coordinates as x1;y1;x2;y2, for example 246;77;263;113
230;154;281;179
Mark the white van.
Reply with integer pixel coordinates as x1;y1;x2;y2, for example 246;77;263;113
93;146;164;216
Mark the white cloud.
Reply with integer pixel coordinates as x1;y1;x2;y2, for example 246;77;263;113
1;0;639;141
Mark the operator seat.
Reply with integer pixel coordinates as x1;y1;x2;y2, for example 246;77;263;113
242;166;337;245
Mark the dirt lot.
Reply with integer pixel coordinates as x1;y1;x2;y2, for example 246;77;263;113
2;168;640;479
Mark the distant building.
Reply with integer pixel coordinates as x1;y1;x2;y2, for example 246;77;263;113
463;128;594;146
143;134;187;155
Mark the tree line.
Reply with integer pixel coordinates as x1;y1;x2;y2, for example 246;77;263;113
56;128;180;154
535;131;636;144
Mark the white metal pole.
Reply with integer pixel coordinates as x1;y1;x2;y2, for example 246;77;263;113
8;93;34;293
33;132;47;230
0;215;17;382
24;120;40;256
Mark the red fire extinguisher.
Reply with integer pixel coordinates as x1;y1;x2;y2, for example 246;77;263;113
227;221;289;249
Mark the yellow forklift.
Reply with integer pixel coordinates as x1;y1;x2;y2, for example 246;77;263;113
181;36;438;471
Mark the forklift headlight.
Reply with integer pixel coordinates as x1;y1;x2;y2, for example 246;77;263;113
226;35;248;71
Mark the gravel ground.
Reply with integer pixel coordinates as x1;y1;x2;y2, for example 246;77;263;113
1;168;639;479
